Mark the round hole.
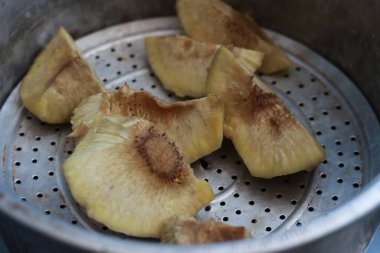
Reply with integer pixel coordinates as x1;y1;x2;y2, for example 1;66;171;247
321;173;327;179
117;71;122;75
60;204;66;209
151;85;156;89
33;148;38;152
355;166;361;171
220;201;226;206
203;178;208;182
234;193;240;198
271;81;277;85
251;219;257;224
102;78;108;83
32;159;37;163
337;151;343;156
15;162;21;166
337;178;343;183
72;220;78;225
331;126;337;130
150;73;155;77
102;226;108;231
291;200;297;205
299;184;305;189
260;188;266;192
266;227;272;232
276;193;282;199
351;136;357;142
35;136;41;141
308;206;314;212
45;210;51;215
205;206;211;211
132;79;136;83
67;150;72;155
296;222;302;227
52;187;59;192
48;157;54;161
249;201;255;206
95;55;100;59
295;67;301;71
345;121;351;125
316;131;322;136
110;48;115;52
19;132;25;137
279;215;286;220
106;63;111;67
117;57;123;61
322;160;328;164
298;102;304;107
338;163;344;168
16;147;22;151
132;65;138;69
216;169;222;174
200;159;209;169
50;141;56;146
353;183;360;188
298;84;304;88
127;43;132;47
15;179;21;184
283;178;290;183
316;189;323;195
33;175;38;180
323;111;329;116
354;150;360;156
221;154;227;159
286;90;291;95
20;197;26;202
231;175;238;180
218;186;224;191
332;196;339;201
245;181;250;186
37;193;43;198
236;210;241;215
264;208;270;213
223;217;228;222
335;140;342;145
336;105;342;110
49;171;54;176
236;160;242;165
324;91;329;96
55;128;60;132
309;116;315;121
312;96;317;101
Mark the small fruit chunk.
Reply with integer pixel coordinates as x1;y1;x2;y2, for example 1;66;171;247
71;85;224;163
206;47;325;178
63;116;214;238
176;0;291;74
161;215;247;244
145;35;263;98
19;27;104;124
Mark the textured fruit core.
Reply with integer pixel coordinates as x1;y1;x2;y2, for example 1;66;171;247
136;126;186;184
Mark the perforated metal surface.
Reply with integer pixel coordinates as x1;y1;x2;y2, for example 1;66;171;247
0;18;366;240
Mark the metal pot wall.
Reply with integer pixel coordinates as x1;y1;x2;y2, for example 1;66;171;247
1;1;380;252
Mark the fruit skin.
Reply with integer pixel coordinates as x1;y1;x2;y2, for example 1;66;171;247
176;0;292;74
145;35;263;98
63;116;214;238
206;47;325;178
161;215;247;244
19;27;104;124
71;85;224;163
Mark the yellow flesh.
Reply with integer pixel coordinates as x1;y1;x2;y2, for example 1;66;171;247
145;35;263;98
176;0;292;74
206;47;325;178
63;116;214;238
19;27;104;124
71;85;224;163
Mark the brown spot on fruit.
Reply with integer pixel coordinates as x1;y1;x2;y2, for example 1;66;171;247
136;126;187;184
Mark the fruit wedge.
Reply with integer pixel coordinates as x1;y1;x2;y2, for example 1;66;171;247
145;35;263;98
206;47;325;178
63;116;214;238
161;215;247;244
176;0;292;74
19;27;104;124
71;85;224;163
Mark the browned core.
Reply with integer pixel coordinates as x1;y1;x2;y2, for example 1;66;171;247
135;126;187;184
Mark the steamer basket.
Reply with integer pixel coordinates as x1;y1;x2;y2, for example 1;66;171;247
1;1;380;253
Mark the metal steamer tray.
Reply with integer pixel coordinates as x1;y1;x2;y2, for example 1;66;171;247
1;17;380;252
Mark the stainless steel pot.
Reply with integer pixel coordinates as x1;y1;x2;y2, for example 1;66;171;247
1;1;380;252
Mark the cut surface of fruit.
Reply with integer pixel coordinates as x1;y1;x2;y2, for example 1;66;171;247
19;27;104;124
206;47;325;178
62;116;214;238
176;0;292;74
145;35;263;98
161;215;247;244
71;85;224;163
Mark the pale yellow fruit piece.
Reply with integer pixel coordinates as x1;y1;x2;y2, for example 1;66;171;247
145;35;263;98
206;47;325;178
71;85;224;163
19;27;104;124
176;0;292;74
63;116;214;238
161;215;247;244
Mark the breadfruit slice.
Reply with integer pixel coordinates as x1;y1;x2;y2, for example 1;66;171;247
62;116;214;238
145;35;263;97
19;27;104;124
71;85;224;162
161;215;247;244
176;0;291;74
206;47;325;178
